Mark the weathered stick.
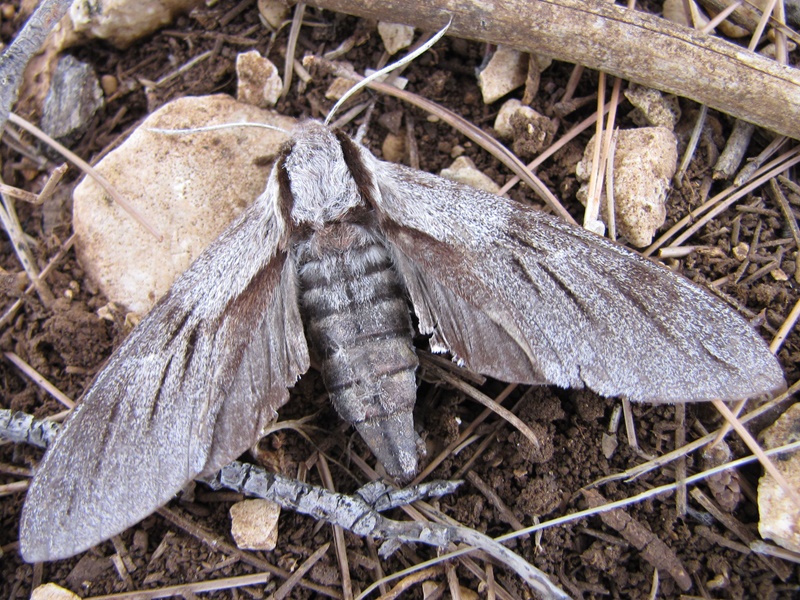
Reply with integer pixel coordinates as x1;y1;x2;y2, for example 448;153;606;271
307;0;800;140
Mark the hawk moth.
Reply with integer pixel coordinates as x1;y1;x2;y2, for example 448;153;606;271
20;120;785;562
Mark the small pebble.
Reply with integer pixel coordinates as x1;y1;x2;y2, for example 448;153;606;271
440;156;500;194
477;46;527;104
230;499;281;551
377;22;415;55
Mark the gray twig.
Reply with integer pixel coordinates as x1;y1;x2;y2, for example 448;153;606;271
0;0;72;134
2;408;566;598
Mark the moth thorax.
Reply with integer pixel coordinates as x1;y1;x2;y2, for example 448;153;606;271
296;223;420;480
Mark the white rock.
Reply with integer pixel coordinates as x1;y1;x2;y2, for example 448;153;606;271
478;46;527;104
758;403;800;552
494;99;539;140
377;22;415;55
325;77;355;100
624;84;681;130
236;51;282;108
258;0;290;29
230;499;281;551
576;127;678;247
31;584;82;600
66;0;202;49
73;95;295;315
381;133;406;163
440;156;500;194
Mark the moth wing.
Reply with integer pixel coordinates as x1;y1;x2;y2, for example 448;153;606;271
367;159;784;402
20;178;309;562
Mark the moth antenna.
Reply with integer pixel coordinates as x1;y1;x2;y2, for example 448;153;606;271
146;122;291;135
323;17;452;126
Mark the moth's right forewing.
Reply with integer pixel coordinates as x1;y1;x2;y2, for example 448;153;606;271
367;157;784;403
20;172;309;562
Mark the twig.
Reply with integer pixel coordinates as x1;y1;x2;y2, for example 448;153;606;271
0;0;72;132
7;113;162;240
306;0;800;138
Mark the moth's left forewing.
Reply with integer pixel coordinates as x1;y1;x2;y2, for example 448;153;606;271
364;153;784;403
20;170;309;562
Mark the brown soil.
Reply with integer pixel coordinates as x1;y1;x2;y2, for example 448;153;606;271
1;2;799;598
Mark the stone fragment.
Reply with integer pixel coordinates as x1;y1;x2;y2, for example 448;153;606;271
477;46;527;104
758;403;800;552
325;77;355;100
40;55;104;146
382;133;406;163
67;0;202;48
377;22;415;55
576;127;678;247
31;584;82;600
236;51;282;108
229;499;281;551
440;156;500;194
258;0;289;29
72;95;295;315
624;84;681;130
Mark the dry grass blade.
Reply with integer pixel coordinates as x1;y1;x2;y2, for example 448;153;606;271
282;2;306;99
644;147;800;255
411;383;518;485
711;398;800;509
0;233;74;329
0;182;54;306
306;55;574;224
3;352;74;409
771;297;800;353
309;0;800;137
427;364;542;451
84;572;272;599
317;455;352;600
7;112;162;240
156;507;342;598
271;542;332;600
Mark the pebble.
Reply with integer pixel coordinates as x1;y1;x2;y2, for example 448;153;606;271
31;584;82;600
66;0;202;49
477;46;527;104
257;0;289;29
229;499;281;551
381;133;406;163
440;156;500;194
72;94;295;315
236;50;282;108
40;55;104;146
758;403;800;552
624;84;681;130
576;127;678;247
378;22;415;55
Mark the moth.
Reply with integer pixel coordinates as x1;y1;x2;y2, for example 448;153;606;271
20;120;785;562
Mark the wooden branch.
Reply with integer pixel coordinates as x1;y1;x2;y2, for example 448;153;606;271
307;0;800;140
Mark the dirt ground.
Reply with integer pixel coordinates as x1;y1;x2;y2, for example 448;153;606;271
1;1;799;598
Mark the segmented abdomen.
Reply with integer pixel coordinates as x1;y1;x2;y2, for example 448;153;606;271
296;223;419;479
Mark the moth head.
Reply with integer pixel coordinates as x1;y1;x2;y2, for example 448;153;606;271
281;121;368;228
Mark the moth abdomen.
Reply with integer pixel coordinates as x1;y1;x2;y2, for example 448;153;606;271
297;223;420;480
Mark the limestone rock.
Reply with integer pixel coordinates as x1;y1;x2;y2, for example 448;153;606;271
576;127;678;247
73;94;295;315
758;403;800;552
258;0;290;29
31;584;82;600
378;22;415;55
40;54;104;146
236;51;282;108
624;84;681;130
478;46;527;104
230;499;281;551
440;156;500;194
